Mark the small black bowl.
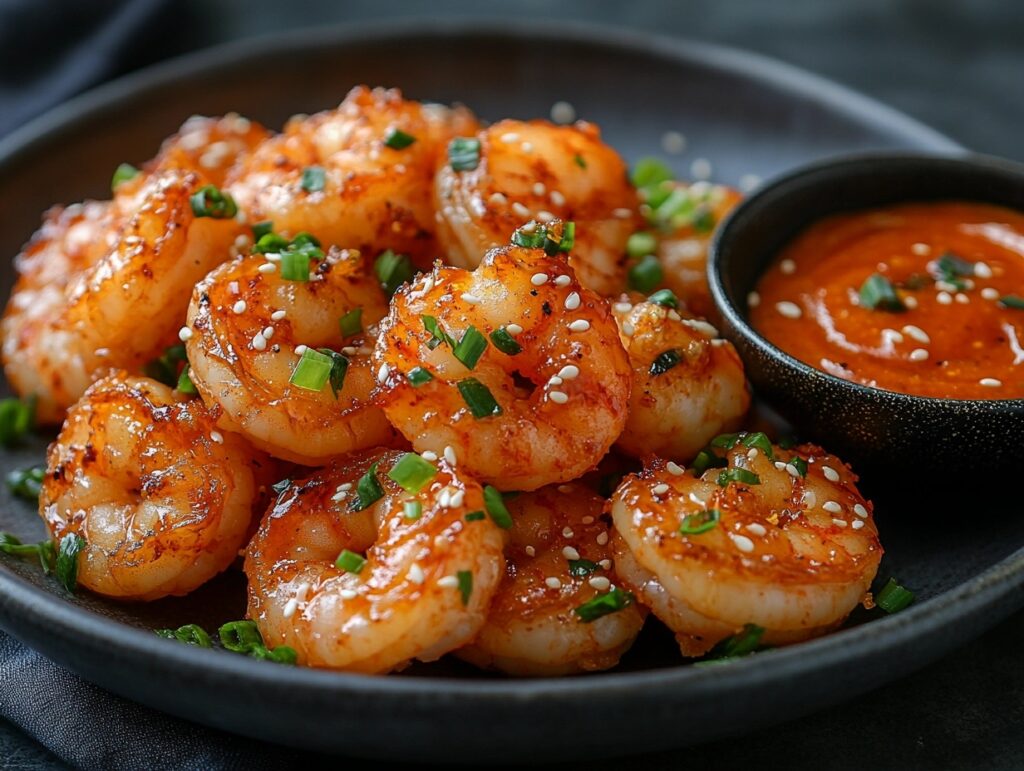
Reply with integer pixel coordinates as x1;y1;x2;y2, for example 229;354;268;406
708;152;1024;474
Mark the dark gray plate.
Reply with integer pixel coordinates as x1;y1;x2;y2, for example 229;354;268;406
0;20;1016;764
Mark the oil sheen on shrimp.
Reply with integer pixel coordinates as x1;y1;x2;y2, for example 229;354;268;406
40;375;270;601
228;86;478;268
457;482;644;676
245;448;505;673
610;437;882;656
434;119;640;295
373;234;632;491
185;246;400;465
613;297;750;462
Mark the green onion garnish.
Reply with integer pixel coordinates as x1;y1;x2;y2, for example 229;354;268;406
252;233;290;254
335;549;367;574
999;295;1024;310
705;623;765;661
457;570;473;605
404;501;423;520
717;468;761;487
55;533;85;593
176;364;197;395
155;624;212;647
251;221;274;240
407;367;434;387
111;163;140;191
0;532;55;575
448;138;481;171
384;128;416;149
318;348;350;397
710;433;742;449
6;465;45;501
350;461;384;512
574;153;587;169
647;288;678;309
422;315;456;350
691;448;727;475
628;254;663;293
301;166;326;193
630;157;673;189
650;349;681;376
387;452;437;493
339;308;363;338
876;578;915;613
568;558;601;576
375;250;413;297
740;432;773;458
489;328;522;355
190;185;238;219
0;397;34;448
289;348;334;392
464;510;485;522
483;485;513;529
788;456;808;477
453;326;488;370
512;224;546;249
574;586;634;622
679;508;721;535
144;343;188;387
458;378;502;418
859;273;905;312
692;207;716;233
218;620;296;664
543;221;574;255
627;232;657;258
282;250;314;282
934;252;973;289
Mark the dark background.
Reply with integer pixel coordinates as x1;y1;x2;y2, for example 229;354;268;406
2;0;1023;768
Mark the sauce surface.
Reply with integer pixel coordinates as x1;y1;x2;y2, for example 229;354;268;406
751;201;1024;400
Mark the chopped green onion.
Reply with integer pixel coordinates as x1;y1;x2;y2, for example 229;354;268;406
190;185;237;219
335;549;367;574
568;558;601;576
934;252;973;289
375;250;413;296
290;231;321;249
859;273;905;312
55;533;85;593
788;456;808;477
218;620;264;652
0;532;55;575
574;586;634;622
483;485;513;529
692;207;716;233
253;233;290;254
691;448;727;475
248;645;298;665
740;432;773;458
316;348;350;398
448;138;481;171
457;378;502;418
338;308;363;337
512;224;546;249
574;153;587;169
0;397;35;447
710;433;742;449
543;221;574;255
464;510;485;522
647;288;678;309
717;468;761;487
630;157;674;189
999;295;1024;310
176;364;197;395
627;232;657;258
289;348;334;392
628;254;663;293
251;221;273;240
407;367;434;387
453;326;488;370
350;461;384;512
650;349;681;376
144;343;188;387
155;624;212;647
6;465;45;501
111;163;140;191
300;165;326;193
457;570;473;605
679;508;721;535
705;623;765;660
876;578;915;613
653;187;695;223
404;501;423;520
422;315;456;350
387;452;438;493
489;328;522;355
280;250;313;281
384;127;416;149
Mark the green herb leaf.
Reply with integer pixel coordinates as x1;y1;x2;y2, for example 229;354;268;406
630;157;674;189
156;623;212;647
568;558;601;577
338;308;363;337
489;328;522;355
650;349;681;376
453;326;488;370
218;620;295;664
289;348;334;392
383;127;416;149
628;254;663;293
574;586;634;622
512;224;546;249
374;250;413;296
271;478;291;498
876;578;915;613
859;273;905;312
251;221;274;240
55;533;85;593
144;343;188;387
316;348;350;398
679;508;721;535
407;367;434;387
705;623;765;661
740;432;773;459
627;231;658;258
457;570;473;605
573;153;587;169
0;532;55;575
111;163;140;191
6;465;44;501
483;485;513;529
448;138;481;171
335;549;367;574
300;166;326;193
716;468;761;487
691;448;727;475
387;453;437;493
190;185;238;219
647;288;678;308
349;460;384;512
422;315;456;350
934;251;974;289
464;510;485;522
457;378;502;419
999;295;1024;310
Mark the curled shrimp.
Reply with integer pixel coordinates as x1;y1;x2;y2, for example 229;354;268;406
149;113;270;186
612;297;750;462
228;86;477;267
245;448;505;673
457;482;645;676
185;246;400;465
39;374;271;601
610;436;882;656
373;232;632;491
434;119;640;295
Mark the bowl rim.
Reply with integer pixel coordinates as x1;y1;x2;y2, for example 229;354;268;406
707;150;1024;409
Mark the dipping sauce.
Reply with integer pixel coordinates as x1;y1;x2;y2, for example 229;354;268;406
750;201;1024;399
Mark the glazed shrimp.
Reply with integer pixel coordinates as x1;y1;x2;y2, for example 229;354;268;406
40;374;270;601
610;436;882;656
245;448;505;673
185;246;400;465
612;297;750;462
149;112;270;186
457;482;644;676
434;120;640;295
228;86;477;267
373;231;632;491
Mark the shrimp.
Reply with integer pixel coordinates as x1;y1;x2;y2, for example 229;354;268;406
228;86;478;268
457;482;645;676
610;435;882;656
148;113;270;186
245;448;505;673
185;245;400;465
39;374;271;601
373;229;632;491
612;296;750;462
434;119;641;295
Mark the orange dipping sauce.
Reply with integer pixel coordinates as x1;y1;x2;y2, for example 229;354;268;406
750;201;1024;400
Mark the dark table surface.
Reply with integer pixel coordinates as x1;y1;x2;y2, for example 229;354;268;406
3;0;1023;768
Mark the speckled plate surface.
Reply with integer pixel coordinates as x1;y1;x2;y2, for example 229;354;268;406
0;19;1018;764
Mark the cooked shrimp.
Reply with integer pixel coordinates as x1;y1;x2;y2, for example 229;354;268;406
228;86;477;268
457;482;644;676
373;232;632;491
185;245;400;465
2;169;247;423
148;113;270;186
245;448;505;673
612;296;750;462
434;119;640;295
39;374;270;601
610;436;882;656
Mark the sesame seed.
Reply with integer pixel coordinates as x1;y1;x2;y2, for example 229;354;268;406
729;533;755;553
531;182;547;197
774;462;787;471
558;365;580;379
822;465;840;482
975;261;993;278
531;273;549;286
342;346;358;356
294;344;308;355
232;300;247;314
421;450;438;462
488;192;508;206
588;576;611;591
500;132;520;143
982;287;1000;300
652;483;670;495
263;326;274;339
178;326;193;341
775;301;802;319
568;319;591;332
746;523;767;536
822;501;843;514
331;492;348;503
852;519;865;530
512;202;530;218
937;291;952;305
408;563;425;584
258;262;276;274
271;309;286;321
784;463;801;478
558;484;573;493
549;390;569;404
554;275;571;287
548;376;564;386
438;488;451;508
881;328;904;345
550;190;566;207
564;292;581;310
525;545;536;557
228;281;240;295
690;158;712;180
94;348;110;357
832;518;849;528
802;490;817;508
337;483;352;492
904;296;919;309
581;516;594;524
746;448;759;461
210;431;223;444
612;207;633;219
911;242;931;256
747;291;761;308
449;489;465;508
599;559;612;570
537;210;555;223
621;322;635;336
340;589;358;600
902;325;930;344
980;377;1002;387
461;292;482;304
613;301;633;313
437;575;459;588
660;130;686;154
780;259;796;275
444;446;457;465
853;503;868;518
562;546;580;560
955;293;969;304
252;333;267;351
666;461;685;476
596;532;609;546
909;348;929;362
282;597;299;618
545;577;562;589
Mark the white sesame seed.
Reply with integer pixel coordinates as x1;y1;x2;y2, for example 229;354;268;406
823;501;843;514
258;262;276;274
500;132;520;143
612;207;633;219
282;597;299;618
438;488;451;508
553;274;571;287
437;575;459;588
262;326;274;339
784;463;801;478
909;348;929;362
974;261;993;279
178;326;193;341
488;192;508;207
210;431;223;444
232;300;247;314
512;202;531;218
980;377;1002;387
252;333;267;351
881;328;904;345
461;292;482;304
937;291;952;305
549;390;569;404
340;589;358;600
832;518;849;528
955;293;969;305
621;322;635;336
911;242;931;256
904;296;919;309
666;461;685;476
337;483;352;492
588;576;611;591
562;546;580;560
774;461;787;471
521;142;534;153
568;319;591;332
408;563;425;585
747;291;761;308
548;376;564;386
853;503;868;519
613;301;633;313
525;545;536;557
775;301;802;319
342;346;358;356
982;287;1000;300
558;484;573;493
596;532;609;546
558;365;580;379
271;309;286;321
780;259;796;275
690;158;712;180
449;489;465;508
331;492;348;503
94;348;110;357
802;490;817;508
550;190;566;207
376;363;389;383
564;292;581;310
822;465;840;482
852;519;865;530
532;182;547;197
652;483;670;495
294;344;308;355
660;130;686;154
902;325;930;344
545;577;562;589
421;450;438;462
746;523;767;536
729;533;755;553
537;210;555;223
444;446;457;465
531;273;549;286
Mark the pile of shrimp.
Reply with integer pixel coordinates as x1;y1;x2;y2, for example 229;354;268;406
2;86;883;676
